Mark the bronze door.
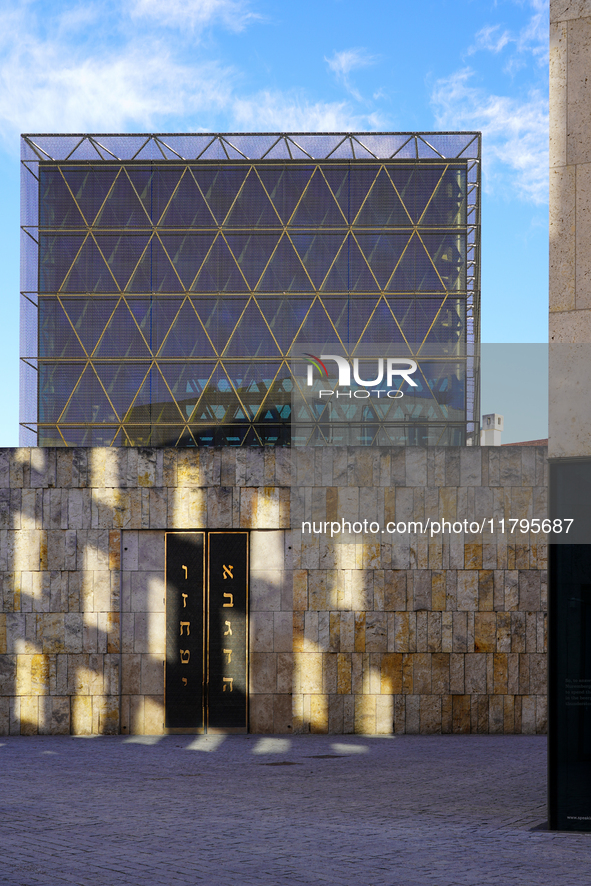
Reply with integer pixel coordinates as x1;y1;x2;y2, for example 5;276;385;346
165;531;249;731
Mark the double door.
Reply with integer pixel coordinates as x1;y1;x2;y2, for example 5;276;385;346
165;531;248;731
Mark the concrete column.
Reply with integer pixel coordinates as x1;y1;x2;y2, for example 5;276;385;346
549;0;591;832
550;0;591;456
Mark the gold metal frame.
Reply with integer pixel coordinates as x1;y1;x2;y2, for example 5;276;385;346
21;132;481;446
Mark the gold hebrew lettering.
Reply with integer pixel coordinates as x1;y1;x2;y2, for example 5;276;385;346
223;621;232;636
180;649;190;664
222;677;234;692
223;648;232;663
180;621;190;636
182;677;188;686
182;565;188;579
182;593;188;608
223;564;233;580
223;593;234;608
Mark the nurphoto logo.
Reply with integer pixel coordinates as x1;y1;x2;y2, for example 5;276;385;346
304;353;418;399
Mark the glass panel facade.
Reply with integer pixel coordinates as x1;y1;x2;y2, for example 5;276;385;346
20;132;480;447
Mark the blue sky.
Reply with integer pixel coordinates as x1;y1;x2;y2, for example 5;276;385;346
0;0;549;445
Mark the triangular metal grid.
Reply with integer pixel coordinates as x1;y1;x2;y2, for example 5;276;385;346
22;132;481;162
22;137;480;446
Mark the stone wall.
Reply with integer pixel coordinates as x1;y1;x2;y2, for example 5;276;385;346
0;446;548;736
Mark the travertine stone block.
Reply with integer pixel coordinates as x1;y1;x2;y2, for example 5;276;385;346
141;655;164;695
71;696;92;735
143;696;163;735
551;0;591;22
250;611;274;652
273;694;292;733
354;694;376;733
250;695;274;733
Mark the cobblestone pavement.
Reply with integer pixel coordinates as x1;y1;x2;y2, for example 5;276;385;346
0;734;589;886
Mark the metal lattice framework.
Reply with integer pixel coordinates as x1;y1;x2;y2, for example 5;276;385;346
20;132;481;447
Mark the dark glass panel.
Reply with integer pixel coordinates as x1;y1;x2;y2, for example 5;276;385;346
257;166;314;224
158;362;216;421
322;295;379;345
94;362;151;420
176;427;197;447
39;167;85;228
146;426;186;446
223;301;281;357
321;234;379;292
191;235;249;292
289;298;340;351
415;361;465;416
257;296;314;354
256;234;313;292
290;233;346;290
421;166;467;227
39;297;85;359
56;426;119;446
320;167;351;222
224;168;281;228
190;424;252;446
253;424;291;446
125;296;156;350
354;168;409;227
38;363;84;422
356;232;410;290
94;233;151;291
159;168;216;227
38;427;69;446
94;169;151;227
60;296;119;356
254;370;293;423
190;364;247;424
355;298;408;349
344;165;381;223
159;233;216;290
60;364;118;423
125;166;183;224
93;299;151;359
418;298;465;350
191;166;249;224
60;166;119;225
126;236;183;293
389;165;447;225
290;168;347;227
124;365;184;424
224;233;281;290
421;233;466;291
386;233;445;293
192;296;248;353
221;362;284;419
124;167;155;221
39;233;86;292
61;235;118;292
110;428;128;446
158;299;216;358
384;296;438;344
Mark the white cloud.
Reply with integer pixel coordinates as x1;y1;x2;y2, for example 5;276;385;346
469;25;513;55
232;90;382;132
467;0;549;68
0;9;234;138
0;1;380;147
129;0;258;31
325;48;376;101
431;68;548;204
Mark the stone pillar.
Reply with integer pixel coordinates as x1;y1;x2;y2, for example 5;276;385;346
549;0;591;831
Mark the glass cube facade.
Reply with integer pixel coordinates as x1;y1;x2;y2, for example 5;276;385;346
20;132;481;447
